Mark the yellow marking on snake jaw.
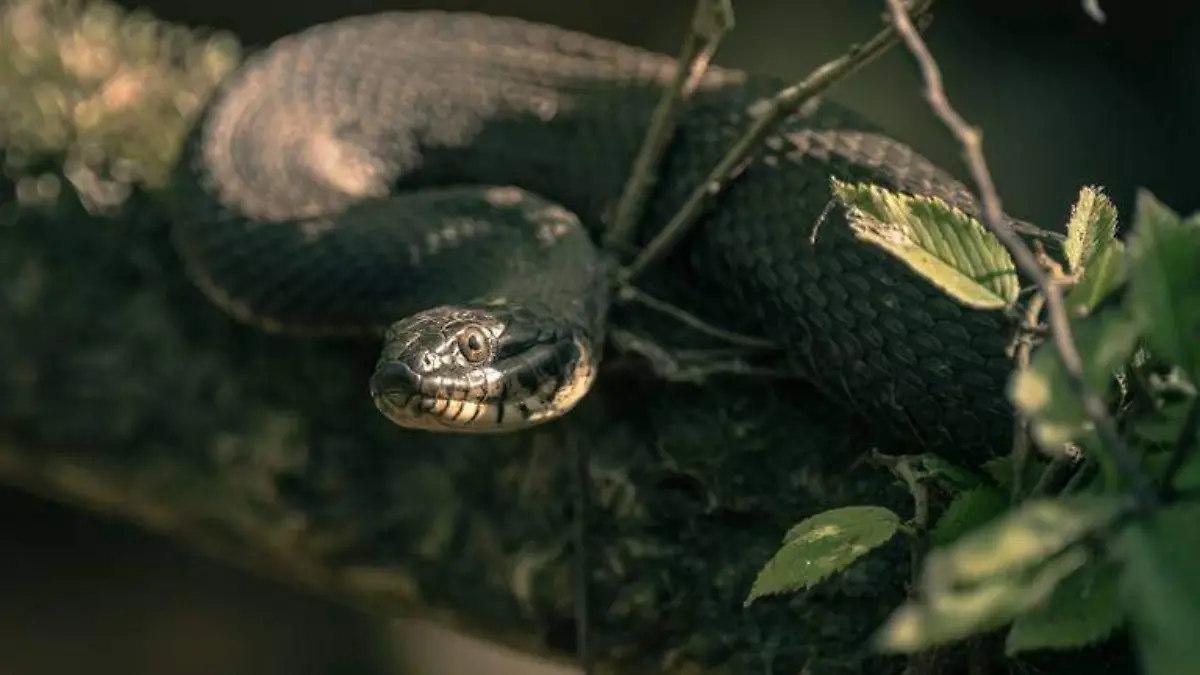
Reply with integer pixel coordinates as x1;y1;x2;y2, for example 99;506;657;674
528;336;595;424
442;397;485;426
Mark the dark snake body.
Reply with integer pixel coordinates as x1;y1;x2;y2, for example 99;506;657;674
171;11;1018;457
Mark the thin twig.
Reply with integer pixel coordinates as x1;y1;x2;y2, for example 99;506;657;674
619;0;936;284
1009;417;1030;500
617;285;777;349
605;0;733;251
1009;291;1044;501
1029;455;1073;497
881;0;1159;514
1061;458;1096;494
872;451;930;576
606;329;790;383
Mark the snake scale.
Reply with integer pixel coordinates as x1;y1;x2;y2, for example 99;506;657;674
170;10;1022;458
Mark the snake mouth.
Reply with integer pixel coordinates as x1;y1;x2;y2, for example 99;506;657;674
369;361;489;432
375;394;497;432
369;329;598;433
374;372;506;429
369;356;529;433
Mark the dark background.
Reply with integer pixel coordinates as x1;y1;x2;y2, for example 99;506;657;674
3;1;1198;674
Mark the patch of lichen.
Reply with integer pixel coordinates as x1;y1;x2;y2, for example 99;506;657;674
0;0;238;201
0;2;917;674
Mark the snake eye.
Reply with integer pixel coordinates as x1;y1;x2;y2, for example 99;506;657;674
457;326;490;363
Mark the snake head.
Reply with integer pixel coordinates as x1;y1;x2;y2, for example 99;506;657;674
370;305;596;433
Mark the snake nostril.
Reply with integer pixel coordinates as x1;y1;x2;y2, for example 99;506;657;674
370;360;420;398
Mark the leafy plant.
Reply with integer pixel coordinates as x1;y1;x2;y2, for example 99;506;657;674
747;183;1200;674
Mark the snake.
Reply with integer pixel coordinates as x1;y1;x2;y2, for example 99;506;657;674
170;10;1028;458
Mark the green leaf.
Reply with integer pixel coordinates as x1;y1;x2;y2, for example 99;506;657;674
1116;502;1200;675
1127;190;1200;381
1130;399;1195;446
1136;445;1200;499
982;455;1048;491
1065;236;1127;315
1172;446;1200;490
929;495;1124;585
1064;186;1120;273
745;506;900;605
931;485;1010;547
877;549;1089;652
1009;306;1141;451
911;454;983;491
1006;558;1124;654
982;457;1012;487
833;179;1020;310
874;495;1127;652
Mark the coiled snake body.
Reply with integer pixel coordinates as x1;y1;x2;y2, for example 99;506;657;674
171;11;1019;456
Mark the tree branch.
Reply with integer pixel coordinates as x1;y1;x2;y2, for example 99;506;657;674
619;0;936;284
882;0;1158;514
605;0;734;251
